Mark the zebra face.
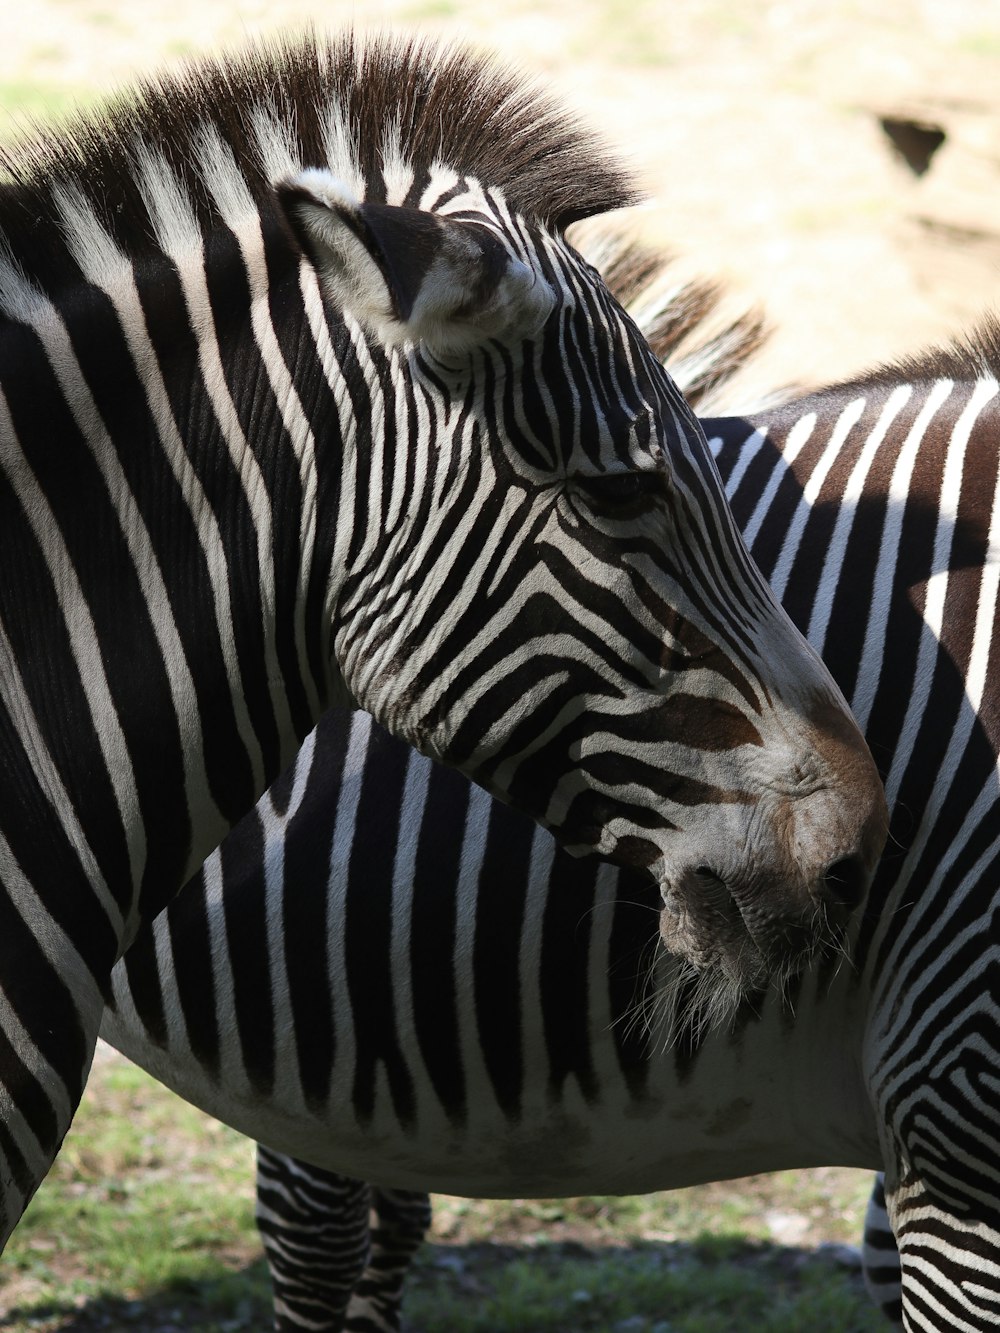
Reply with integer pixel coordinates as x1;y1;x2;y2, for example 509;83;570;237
280;175;887;989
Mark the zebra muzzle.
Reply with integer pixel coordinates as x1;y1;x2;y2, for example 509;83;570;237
657;775;886;993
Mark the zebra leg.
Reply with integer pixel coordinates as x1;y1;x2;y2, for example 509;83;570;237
0;938;108;1245
862;1173;903;1325
344;1187;433;1333
883;1167;1000;1331
256;1145;373;1332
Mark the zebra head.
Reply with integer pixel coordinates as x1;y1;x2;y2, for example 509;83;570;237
0;34;884;989
261;38;886;990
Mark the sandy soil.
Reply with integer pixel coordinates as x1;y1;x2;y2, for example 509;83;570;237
2;0;998;390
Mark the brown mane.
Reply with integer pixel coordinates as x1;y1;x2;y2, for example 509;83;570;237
847;313;1000;389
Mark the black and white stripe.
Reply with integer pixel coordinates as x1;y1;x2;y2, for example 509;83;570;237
256;1144;431;1333
102;312;1000;1329
0;34;881;1247
719;352;1000;1332
864;1173;904;1325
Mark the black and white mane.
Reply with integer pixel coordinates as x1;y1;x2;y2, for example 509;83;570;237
0;32;638;287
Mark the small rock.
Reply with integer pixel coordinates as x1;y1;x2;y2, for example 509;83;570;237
816;1241;863;1271
434;1253;466;1274
765;1210;811;1245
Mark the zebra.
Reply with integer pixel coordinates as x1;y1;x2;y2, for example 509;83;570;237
864;1172;904;1324
243;242;788;1331
0;30;887;1248
99;285;1000;1330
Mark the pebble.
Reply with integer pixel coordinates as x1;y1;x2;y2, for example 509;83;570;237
816;1241;863;1270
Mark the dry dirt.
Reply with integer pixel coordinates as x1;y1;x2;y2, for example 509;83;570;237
2;0;999;392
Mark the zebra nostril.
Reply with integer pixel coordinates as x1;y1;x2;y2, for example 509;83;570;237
820;855;868;912
692;865;734;914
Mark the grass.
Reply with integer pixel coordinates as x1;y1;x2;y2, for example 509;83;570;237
406;1239;881;1332
0;1052;885;1332
0;82;98;145
958;31;1000;58
0;1058;266;1331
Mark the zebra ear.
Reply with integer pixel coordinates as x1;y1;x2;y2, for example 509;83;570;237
276;169;557;355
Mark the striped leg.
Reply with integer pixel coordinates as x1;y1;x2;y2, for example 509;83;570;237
885;1172;1000;1331
862;1173;903;1325
344;1187;432;1333
256;1146;372;1332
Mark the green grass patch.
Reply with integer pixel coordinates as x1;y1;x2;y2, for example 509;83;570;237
1;1058;266;1331
0;81;98;146
405;1236;882;1332
0;1056;882;1331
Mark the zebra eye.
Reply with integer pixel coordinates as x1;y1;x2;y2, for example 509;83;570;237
572;470;663;512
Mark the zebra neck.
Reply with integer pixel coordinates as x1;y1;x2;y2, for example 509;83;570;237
0;221;347;945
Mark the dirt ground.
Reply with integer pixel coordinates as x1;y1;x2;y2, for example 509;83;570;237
2;0;999;392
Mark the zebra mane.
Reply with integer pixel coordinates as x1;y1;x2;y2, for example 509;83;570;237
850;312;1000;389
573;226;769;413
0;31;638;285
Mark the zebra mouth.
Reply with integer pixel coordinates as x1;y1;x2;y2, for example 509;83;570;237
658;868;821;991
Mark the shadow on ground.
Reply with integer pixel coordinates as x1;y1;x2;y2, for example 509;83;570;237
0;1235;882;1332
0;1256;271;1332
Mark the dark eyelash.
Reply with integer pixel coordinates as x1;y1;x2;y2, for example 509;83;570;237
572;471;664;510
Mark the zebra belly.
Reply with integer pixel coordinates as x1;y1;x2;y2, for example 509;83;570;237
100;972;881;1197
100;696;882;1196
